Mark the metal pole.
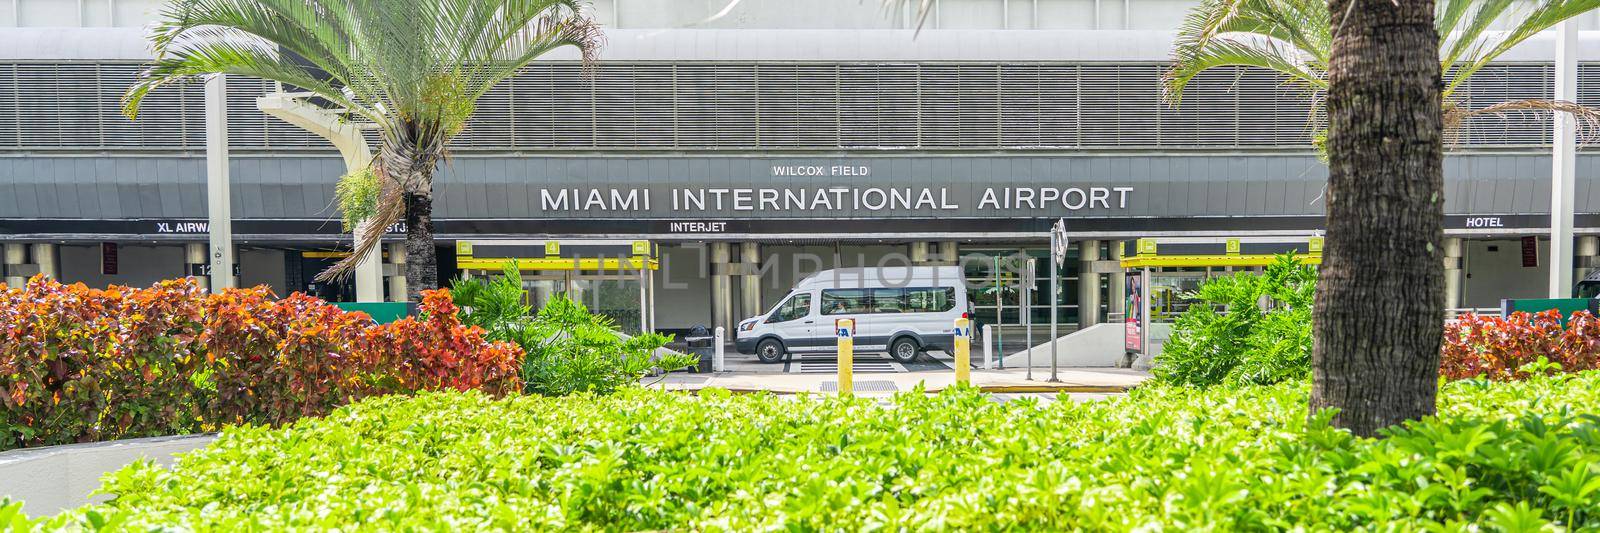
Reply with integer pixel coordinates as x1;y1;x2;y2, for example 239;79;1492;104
648;261;657;333
1141;268;1152;358
1551;19;1578;297
1024;254;1033;381
638;262;648;334
204;74;235;292
1049;235;1061;383
982;324;994;369
985;256;998;368
713;326;726;373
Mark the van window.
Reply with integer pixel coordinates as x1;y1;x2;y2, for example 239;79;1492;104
906;287;955;312
768;293;812;323
821;287;954;314
871;288;906;313
1578;281;1600;299
821;289;871;315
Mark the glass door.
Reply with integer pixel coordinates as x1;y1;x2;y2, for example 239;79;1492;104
1147;270;1209;323
519;270;647;334
571;274;644;334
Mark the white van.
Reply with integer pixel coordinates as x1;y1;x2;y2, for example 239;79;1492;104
734;266;973;363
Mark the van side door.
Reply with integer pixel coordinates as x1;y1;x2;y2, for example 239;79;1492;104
766;292;817;350
906;286;960;352
820;288;877;351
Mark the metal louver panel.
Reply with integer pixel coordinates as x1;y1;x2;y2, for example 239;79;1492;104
0;61;1596;152
1457;64;1555;147
0;64;15;147
756;64;842;148
838;64;918;148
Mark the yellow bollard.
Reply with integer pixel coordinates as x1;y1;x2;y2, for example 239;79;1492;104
954;317;971;384
836;318;854;395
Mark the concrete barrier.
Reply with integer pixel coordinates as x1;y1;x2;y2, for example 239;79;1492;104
1000;322;1125;368
0;434;216;517
1132;322;1173;371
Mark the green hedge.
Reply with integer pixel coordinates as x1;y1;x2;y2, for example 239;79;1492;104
12;374;1600;530
1155;254;1317;387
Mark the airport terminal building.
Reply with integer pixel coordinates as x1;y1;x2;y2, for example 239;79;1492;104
4;0;1600;338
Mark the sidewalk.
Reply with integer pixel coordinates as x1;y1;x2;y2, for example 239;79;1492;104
647;367;1150;395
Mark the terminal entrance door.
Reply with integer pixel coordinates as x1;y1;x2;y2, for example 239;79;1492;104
521;271;646;334
455;240;658;335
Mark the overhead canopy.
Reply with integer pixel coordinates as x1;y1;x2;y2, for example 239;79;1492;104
1119;236;1323;268
455;239;658;271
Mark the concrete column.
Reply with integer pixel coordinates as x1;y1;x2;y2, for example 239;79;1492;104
1552;19;1578;297
185;243;209;289
385;243;407;303
939;241;958;264
711;242;733;333
910;242;929;264
4;243;27;287
1077;240;1102;328
30;244;57;280
204;75;235;292
1107;241;1126;319
1443;238;1464;311
740;242;762;319
352;221;383;302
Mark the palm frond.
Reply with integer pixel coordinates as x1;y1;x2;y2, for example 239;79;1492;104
316;180;404;282
124;36;366;122
1445;99;1600;145
1164;0;1327;104
1165;36;1325;104
1442;0;1600;96
876;0;935;31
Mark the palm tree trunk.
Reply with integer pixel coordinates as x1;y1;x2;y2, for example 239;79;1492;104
404;190;437;302
1312;0;1445;437
380;140;441;303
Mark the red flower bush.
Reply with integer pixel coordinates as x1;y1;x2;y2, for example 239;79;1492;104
362;290;523;397
203;288;374;427
1;276;522;451
1;277;209;448
1441;309;1600;381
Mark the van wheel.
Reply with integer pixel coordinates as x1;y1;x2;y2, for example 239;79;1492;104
889;337;920;363
756;339;786;364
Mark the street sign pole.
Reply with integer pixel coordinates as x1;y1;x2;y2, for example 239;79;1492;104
1049;219;1066;383
1024;254;1034;381
994;255;1004;369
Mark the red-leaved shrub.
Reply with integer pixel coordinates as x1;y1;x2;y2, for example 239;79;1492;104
362;289;523;397
203;288;374;427
1;277;210;447
1441;309;1600;381
1;276;522;451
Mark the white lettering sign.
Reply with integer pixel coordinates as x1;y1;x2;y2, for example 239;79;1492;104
668;221;728;233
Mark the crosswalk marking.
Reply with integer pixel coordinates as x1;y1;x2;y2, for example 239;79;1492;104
789;354;906;374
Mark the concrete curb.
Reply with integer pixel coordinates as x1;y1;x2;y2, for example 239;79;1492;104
0;433;216;516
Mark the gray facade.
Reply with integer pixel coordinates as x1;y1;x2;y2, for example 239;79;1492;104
0;153;1592;241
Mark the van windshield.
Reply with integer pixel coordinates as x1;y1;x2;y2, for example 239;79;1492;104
1577;281;1600;299
767;293;812;323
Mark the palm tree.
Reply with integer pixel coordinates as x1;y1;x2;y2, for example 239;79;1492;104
122;0;603;301
1167;0;1600;437
1164;0;1600;146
